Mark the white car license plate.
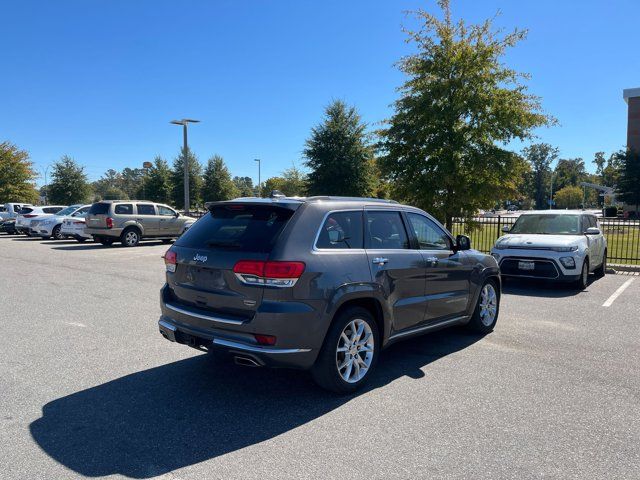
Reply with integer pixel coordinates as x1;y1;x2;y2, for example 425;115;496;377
518;261;535;271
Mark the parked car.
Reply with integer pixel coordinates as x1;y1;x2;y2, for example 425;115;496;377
491;210;607;289
30;204;91;240
0;218;17;235
157;196;501;393
84;201;195;247
61;215;92;242
15;206;66;235
1;203;33;221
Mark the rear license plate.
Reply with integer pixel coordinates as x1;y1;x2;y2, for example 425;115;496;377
518;261;535;271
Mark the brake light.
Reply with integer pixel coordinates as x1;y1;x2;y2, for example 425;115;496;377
254;334;277;346
233;260;305;287
72;221;84;225
106;217;113;228
23;214;37;218
164;249;177;273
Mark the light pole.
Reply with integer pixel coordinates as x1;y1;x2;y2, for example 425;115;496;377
170;118;200;214
254;158;261;197
549;171;557;210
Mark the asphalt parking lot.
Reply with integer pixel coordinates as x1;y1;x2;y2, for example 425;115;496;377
1;235;639;479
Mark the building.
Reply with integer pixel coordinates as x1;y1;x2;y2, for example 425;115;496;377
623;87;640;152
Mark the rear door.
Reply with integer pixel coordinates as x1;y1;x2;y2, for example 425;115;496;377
364;209;427;333
135;203;159;236
405;212;470;321
167;203;297;321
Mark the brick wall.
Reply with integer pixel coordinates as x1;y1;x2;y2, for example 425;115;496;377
628;96;640;152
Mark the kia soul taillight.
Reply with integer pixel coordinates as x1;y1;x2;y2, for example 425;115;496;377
233;260;305;287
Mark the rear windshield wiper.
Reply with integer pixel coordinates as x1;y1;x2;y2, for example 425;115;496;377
205;240;242;248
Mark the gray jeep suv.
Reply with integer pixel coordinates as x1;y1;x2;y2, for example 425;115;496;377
158;196;501;393
85;200;194;247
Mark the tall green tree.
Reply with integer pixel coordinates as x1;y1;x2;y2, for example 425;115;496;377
554;185;583;209
120;167;145;199
144;157;173;204
553;158;586;191
232;176;255;197
304;100;375;197
92;169;127;201
47;156;92;204
522;144;559;209
202;155;238;202
616;149;640;214
172;148;203;209
593;151;607;179
378;1;552;228
0;141;38;203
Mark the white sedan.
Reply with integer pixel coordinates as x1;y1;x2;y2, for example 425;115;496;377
491;211;607;290
31;205;91;240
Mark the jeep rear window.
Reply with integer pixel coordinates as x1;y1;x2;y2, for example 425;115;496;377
89;203;110;215
175;204;295;252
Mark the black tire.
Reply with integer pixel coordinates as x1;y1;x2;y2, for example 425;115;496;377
467;279;500;333
52;224;64;240
161;239;173;244
76;237;87;243
576;258;589;290
595;251;607;278
311;306;379;394
120;227;140;247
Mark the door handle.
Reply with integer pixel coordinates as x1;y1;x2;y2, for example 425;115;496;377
372;257;388;266
425;256;439;265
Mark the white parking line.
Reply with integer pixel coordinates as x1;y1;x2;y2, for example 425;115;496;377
602;278;636;307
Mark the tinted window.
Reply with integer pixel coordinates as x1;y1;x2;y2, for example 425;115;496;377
366;211;409;249
158;206;176;216
89;203;110;215
19;207;34;214
407;213;451;250
114;204;133;215
176;204;295;252
316;211;363;249
44;207;63;214
136;204;156;215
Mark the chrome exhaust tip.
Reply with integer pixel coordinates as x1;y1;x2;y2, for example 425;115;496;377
233;356;261;367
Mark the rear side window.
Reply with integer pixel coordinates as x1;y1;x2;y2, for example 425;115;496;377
136;204;156;215
366;211;409;249
89;203;110;215
114;204;133;215
176;204;295;252
316;211;363;249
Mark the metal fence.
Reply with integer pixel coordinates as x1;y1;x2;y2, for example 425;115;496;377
451;216;640;266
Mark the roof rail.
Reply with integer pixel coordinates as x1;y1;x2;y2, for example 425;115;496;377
304;196;399;204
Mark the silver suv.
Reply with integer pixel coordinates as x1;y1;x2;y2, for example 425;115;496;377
85;200;194;247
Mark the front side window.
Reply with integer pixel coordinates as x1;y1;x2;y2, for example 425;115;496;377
406;213;451;250
114;204;133;215
158;206;176;217
366;211;409;249
316;211;363;249
136;204;156;215
54;206;77;217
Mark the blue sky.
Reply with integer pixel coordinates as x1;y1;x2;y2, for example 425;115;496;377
1;0;639;186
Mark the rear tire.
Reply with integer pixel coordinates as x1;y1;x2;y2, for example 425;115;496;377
595;251;607;278
311;306;379;394
98;237;114;246
467;279;500;333
576;258;589;290
120;228;140;247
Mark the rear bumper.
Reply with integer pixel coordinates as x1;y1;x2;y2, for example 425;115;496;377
158;316;317;369
85;227;123;238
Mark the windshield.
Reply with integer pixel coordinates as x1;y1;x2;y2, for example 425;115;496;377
55;206;78;217
509;214;581;235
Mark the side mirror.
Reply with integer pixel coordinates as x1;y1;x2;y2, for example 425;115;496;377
456;234;471;251
328;229;346;243
502;225;511;233
585;227;600;235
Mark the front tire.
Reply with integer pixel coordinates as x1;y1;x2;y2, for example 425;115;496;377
52;224;65;240
467;279;500;333
311;306;379;394
576;258;589;290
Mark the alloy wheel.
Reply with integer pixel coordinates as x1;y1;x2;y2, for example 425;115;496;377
125;231;138;246
479;283;498;327
336;318;374;383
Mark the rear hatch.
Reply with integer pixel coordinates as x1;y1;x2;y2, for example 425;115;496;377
165;202;299;322
85;202;111;229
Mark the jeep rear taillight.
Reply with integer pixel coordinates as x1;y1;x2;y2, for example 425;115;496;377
164;249;177;273
233;260;305;287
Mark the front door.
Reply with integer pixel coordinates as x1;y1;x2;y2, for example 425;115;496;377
135;204;160;236
364;209;427;333
405;212;470;322
158;205;182;235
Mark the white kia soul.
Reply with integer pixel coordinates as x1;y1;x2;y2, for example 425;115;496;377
491;211;607;289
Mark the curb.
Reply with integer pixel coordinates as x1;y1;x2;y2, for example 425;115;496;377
609;264;640;274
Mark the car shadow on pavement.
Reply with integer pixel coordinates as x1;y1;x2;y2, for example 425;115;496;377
51;241;169;251
29;329;483;478
502;278;593;298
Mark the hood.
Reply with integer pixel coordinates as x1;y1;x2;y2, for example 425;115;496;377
495;234;581;249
